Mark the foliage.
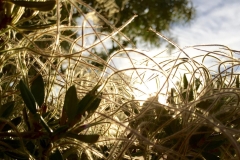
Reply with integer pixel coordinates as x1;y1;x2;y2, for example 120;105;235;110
0;75;102;159
82;0;195;48
0;0;56;30
126;71;240;159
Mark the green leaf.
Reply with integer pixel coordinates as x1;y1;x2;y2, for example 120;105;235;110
75;93;93;118
17;23;55;31
51;125;69;140
9;0;56;11
164;119;182;136
188;86;194;101
196;99;213;110
23;108;31;131
205;140;225;151
72;122;105;133
236;75;239;88
75;86;101;120
195;78;201;91
182;91;187;101
53;125;69;135
0;101;15;118
49;148;63;160
61;85;79;125
183;74;188;89
2;117;22;131
19;80;37;114
25;141;36;155
40;138;51;148
66;133;99;143
39;115;53;133
167;88;175;104
87;94;102;113
31;75;45;107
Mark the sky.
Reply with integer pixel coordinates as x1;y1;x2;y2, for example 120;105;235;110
170;0;240;51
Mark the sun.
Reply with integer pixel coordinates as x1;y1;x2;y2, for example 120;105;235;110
104;49;180;105
129;69;173;105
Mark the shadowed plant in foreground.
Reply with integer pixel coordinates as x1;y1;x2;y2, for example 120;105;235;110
0;75;102;159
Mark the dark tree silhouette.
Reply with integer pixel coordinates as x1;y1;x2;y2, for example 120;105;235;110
83;0;195;48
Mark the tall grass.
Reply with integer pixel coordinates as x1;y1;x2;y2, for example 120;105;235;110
0;0;240;159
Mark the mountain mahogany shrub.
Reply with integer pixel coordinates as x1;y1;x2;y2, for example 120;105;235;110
88;42;239;159
0;75;104;159
0;2;114;160
119;45;240;159
0;0;136;159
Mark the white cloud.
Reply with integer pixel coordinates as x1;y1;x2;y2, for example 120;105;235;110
170;0;240;51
